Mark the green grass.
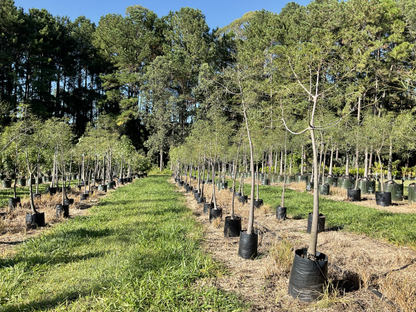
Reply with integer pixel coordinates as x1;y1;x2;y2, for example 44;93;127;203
0;176;246;311
230;179;416;249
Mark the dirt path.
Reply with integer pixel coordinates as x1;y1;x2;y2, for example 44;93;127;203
177;178;416;311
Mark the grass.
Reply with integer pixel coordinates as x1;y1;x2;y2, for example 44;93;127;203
229;179;416;249
0;176;246;311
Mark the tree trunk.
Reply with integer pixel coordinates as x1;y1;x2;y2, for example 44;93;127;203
281;130;288;207
355;148;359;188
345;153;349;176
364;147;368;178
329;147;333;175
159;149;163;172
307;126;319;258
378;152;384;192
301;146;304;175
388;140;393;180
322;145;327;181
242;100;255;235
256;163;259;200
274;149;278;173
211;161;217;209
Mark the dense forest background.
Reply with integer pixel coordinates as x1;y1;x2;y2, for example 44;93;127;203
1;0;416;170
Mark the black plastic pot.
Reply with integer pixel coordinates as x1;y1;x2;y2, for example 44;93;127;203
384;180;403;201
98;184;107;192
56;204;69;218
197;196;206;204
107;182;114;190
286;176;294;184
80;193;89;201
238;231;258;259
224;216;241;237
340;176;354;189
261;179;269;186
2;180;11;188
8;197;20;211
306;181;313;192
325;175;338;187
203;202;213;214
347;188;361;201
318;183;330;195
306;213;325;234
26;212;45;227
276;206;287;220
209;208;222;222
239;195;248;204
18;178;26;186
253;199;263;208
358;178;375;195
375;191;391;207
408;183;416;203
288;248;328;302
49;187;57;195
63;198;74;205
234;192;242;197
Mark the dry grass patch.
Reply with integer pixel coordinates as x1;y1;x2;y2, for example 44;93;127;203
0;184;114;257
174;176;416;311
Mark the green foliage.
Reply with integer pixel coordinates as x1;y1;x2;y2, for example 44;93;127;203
148;165;172;175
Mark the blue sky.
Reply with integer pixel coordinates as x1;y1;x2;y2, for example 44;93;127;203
13;0;312;29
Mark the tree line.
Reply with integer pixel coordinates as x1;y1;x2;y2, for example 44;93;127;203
1;0;416;170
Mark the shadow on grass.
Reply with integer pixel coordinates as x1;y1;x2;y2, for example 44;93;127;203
0;250;107;269
1;286;103;312
326;225;345;231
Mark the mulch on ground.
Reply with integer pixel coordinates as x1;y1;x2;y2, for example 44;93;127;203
176;177;416;312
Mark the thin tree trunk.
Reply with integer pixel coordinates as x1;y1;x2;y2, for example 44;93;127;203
281;130;288;207
364;147;368;178
159;149;163;172
274;149;278;173
388;140;393;180
345;153;349;176
329;146;333;175
231;137;242;219
301;146;304;175
211;161;217;209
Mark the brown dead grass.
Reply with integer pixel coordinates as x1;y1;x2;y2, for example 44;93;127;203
0;180;124;258
176;176;416;312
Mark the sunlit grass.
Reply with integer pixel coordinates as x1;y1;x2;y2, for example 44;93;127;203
0;176;245;311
